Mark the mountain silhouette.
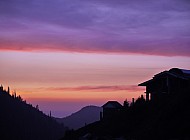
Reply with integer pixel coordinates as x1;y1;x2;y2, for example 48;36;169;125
0;86;67;140
56;106;102;130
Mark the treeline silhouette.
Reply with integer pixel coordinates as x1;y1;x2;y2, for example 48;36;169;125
0;86;67;140
63;87;190;140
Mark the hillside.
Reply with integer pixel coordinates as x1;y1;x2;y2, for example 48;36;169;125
0;88;67;140
56;106;102;130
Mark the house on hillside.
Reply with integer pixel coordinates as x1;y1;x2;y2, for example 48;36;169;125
102;101;123;119
138;68;190;101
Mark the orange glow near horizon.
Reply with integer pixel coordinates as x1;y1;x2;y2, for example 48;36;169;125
1;51;190;117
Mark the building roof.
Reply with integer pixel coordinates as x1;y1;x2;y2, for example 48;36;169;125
138;68;190;86
169;68;190;75
181;69;190;75
102;101;123;109
138;79;154;86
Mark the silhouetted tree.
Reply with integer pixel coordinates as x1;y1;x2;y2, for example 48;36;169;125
17;95;23;101
0;84;3;91
36;105;39;110
123;99;129;108
7;86;10;94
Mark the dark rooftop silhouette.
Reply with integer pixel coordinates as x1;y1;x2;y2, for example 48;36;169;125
102;101;122;109
139;68;190;101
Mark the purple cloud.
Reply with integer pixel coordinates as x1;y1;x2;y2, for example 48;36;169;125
0;0;190;56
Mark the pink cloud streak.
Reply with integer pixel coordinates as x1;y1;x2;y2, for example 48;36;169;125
0;40;190;57
40;85;144;93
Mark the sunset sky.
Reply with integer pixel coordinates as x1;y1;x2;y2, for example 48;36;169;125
0;0;190;117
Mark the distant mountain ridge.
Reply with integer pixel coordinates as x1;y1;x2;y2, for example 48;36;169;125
56;105;102;130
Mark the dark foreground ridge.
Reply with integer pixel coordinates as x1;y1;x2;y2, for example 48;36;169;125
62;68;190;140
0;85;67;140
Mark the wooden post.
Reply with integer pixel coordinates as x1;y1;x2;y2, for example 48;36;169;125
8;86;10;94
132;98;135;105
146;92;149;101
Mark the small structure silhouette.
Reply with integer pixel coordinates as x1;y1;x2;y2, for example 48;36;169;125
138;68;190;101
102;101;122;119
